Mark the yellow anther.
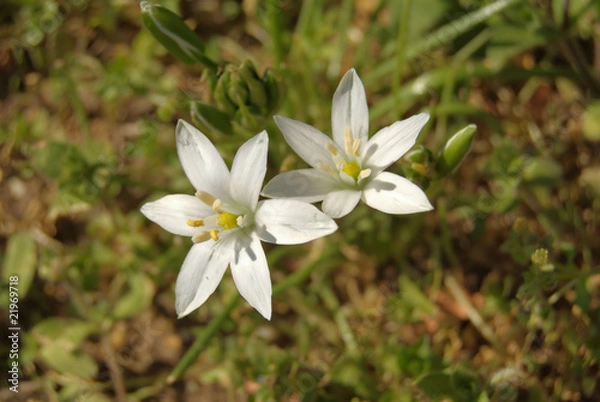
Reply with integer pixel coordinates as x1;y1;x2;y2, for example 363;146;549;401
212;199;223;213
217;212;239;230
186;218;205;227
358;168;372;181
326;142;338;156
352;139;361;157
196;191;217;206
342;161;361;181
209;228;219;241
343;126;353;155
411;162;428;174
192;231;211;243
317;163;336;175
236;216;245;227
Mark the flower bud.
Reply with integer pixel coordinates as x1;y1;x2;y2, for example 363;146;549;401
226;66;250;107
213;68;237;115
405;145;434;164
210;61;284;130
238;60;268;114
140;1;216;69
262;69;284;115
435;124;476;176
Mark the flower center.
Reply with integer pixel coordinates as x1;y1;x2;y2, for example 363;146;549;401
342;161;361;181
217;211;239;230
321;126;372;185
187;191;244;243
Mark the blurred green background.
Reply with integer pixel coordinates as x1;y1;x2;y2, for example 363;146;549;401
1;0;599;401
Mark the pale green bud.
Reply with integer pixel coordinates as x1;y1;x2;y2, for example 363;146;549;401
436;124;476;176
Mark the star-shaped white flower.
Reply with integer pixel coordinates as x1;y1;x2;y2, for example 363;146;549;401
262;69;433;218
141;120;337;320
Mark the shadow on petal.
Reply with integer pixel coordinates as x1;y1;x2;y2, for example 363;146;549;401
362;142;379;162
234;233;259;264
255;223;277;244
368;178;396;192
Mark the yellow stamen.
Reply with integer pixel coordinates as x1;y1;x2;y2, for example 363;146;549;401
217;212;240;230
358;168;372;181
343;126;353;155
326;143;338;156
186;218;204;227
317;163;336;175
236;216;245;227
411;162;428;174
342;161;361;181
209;228;219;241
192;231;211;243
196;191;217;206
352;139;361;157
212;199;223;213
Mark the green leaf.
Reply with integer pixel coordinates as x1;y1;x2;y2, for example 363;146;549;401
112;273;156;319
39;344;98;378
365;0;522;86
486;25;552;69
522;157;563;186
140;1;216;68
399;274;438;316
417;371;480;401
582;101;600;142
3;231;37;298
417;372;454;400
33;318;94;348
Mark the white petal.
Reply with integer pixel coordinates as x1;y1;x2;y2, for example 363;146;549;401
362;171;433;214
254;199;338;244
274;115;339;170
322;189;362;218
176;120;231;199
230;131;268;211
332;69;369;146
261;169;338;203
361;113;430;171
141;194;213;236
230;234;272;320
175;239;232;317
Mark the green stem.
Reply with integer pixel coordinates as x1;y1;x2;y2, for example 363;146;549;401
294;0;321;40
328;0;355;78
273;242;338;295
266;0;285;66
320;286;358;356
61;60;91;144
166;293;241;384
393;0;412;120
436;29;491;147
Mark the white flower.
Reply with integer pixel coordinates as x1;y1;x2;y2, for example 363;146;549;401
141;120;337;320
262;69;434;218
